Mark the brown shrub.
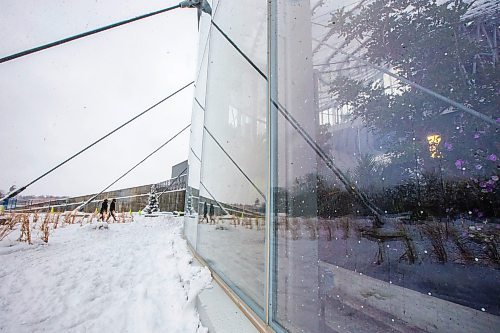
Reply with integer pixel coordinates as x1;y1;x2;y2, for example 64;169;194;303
31;212;40;230
40;213;51;243
0;214;19;240
421;222;447;263
18;214;32;244
339;217;350;239
449;226;474;263
53;213;61;229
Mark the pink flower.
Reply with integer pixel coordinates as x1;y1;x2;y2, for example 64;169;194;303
487;154;497;162
455;159;464;169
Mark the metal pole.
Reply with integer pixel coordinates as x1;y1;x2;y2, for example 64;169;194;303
265;0;278;326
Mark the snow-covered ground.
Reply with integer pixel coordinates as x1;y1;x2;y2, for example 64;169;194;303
0;215;211;333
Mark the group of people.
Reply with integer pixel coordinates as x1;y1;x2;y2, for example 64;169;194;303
201;202;215;224
99;198;117;222
99;199;216;223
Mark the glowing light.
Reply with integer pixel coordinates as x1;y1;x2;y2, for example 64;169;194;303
427;134;441;158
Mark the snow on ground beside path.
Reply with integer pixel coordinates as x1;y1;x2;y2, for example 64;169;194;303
0;216;211;333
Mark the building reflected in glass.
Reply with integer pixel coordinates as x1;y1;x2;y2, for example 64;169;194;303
185;1;500;332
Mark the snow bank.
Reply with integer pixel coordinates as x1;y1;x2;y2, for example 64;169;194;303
0;216;211;333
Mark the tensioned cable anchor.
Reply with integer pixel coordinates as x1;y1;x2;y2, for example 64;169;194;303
179;0;212;27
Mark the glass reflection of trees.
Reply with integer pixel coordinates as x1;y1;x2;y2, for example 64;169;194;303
279;0;499;318
325;0;498;220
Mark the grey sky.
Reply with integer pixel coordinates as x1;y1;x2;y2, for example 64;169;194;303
0;0;198;197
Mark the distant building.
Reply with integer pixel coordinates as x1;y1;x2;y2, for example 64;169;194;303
171;160;188;179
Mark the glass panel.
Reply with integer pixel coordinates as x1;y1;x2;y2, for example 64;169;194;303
194;0;268;314
209;0;220;17
184;102;204;248
184;14;212;248
211;0;267;74
195;8;211;95
274;0;499;332
188;40;209;190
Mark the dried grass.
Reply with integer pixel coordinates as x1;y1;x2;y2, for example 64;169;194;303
277;216;287;238
288;218;301;240
352;222;362;240
469;229;499;265
32;212;40;229
18;214;32;244
304;219;317;240
396;223;418;264
0;214;20;240
78;215;85;226
63;212;71;226
483;239;499;264
61;211;77;226
319;219;332;241
53;213;61;229
449;226;474;263
40;213;50;243
70;213;77;225
421;222;447;263
244;217;253;229
339;217;350;239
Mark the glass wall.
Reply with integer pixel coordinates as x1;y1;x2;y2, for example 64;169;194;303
185;0;499;332
184;0;269;316
183;2;212;248
272;0;499;332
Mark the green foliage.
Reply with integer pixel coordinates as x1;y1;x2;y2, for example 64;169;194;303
328;0;498;181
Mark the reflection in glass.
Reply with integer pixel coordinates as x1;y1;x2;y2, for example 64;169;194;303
274;0;499;332
184;14;211;248
188;0;268;315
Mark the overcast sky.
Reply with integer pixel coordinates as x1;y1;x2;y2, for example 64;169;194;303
0;0;198;197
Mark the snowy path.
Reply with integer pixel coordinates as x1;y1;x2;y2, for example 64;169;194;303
0;216;211;333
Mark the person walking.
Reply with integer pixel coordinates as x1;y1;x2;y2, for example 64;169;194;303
99;199;108;221
201;202;208;223
106;198;117;222
209;203;215;224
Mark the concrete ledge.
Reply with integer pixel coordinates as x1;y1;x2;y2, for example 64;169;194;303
197;278;259;333
187;243;265;333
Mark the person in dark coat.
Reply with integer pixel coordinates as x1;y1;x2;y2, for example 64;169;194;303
209;203;215;224
201;202;208;223
106;198;117;222
99;199;108;221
